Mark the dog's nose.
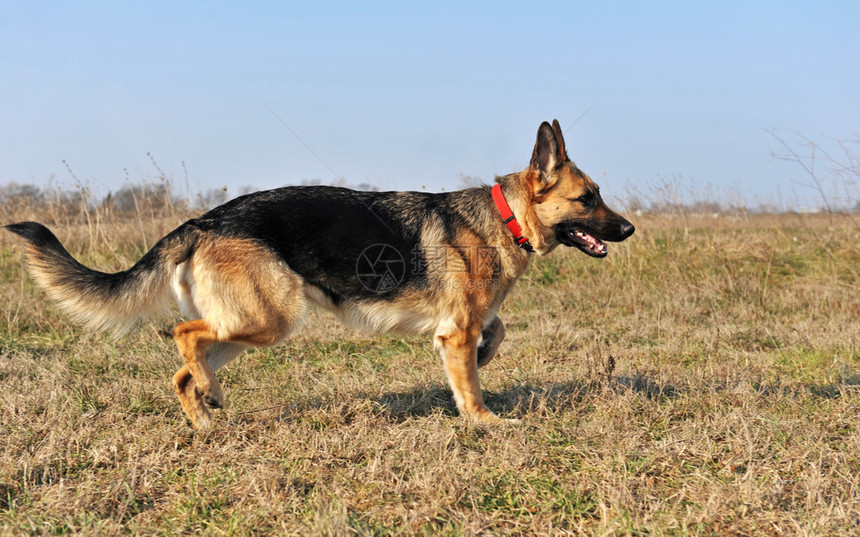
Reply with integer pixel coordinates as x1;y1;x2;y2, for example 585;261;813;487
620;220;635;238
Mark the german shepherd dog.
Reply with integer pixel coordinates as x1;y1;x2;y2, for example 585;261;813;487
5;120;634;428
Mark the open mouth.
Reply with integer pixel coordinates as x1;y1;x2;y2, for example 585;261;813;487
556;227;608;258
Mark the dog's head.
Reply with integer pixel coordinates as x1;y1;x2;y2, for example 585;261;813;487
520;120;634;257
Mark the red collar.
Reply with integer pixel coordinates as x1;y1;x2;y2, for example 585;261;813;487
491;184;533;252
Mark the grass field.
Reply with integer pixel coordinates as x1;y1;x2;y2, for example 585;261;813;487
1;204;859;535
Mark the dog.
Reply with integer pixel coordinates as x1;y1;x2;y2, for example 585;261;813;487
5;120;634;428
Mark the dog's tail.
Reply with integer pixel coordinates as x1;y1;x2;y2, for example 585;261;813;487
5;222;194;335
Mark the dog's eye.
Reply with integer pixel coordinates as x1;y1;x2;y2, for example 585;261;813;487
572;193;593;206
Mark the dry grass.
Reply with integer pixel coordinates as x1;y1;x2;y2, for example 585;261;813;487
1;202;860;535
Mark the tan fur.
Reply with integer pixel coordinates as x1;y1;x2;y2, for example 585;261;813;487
174;238;307;342
163;238;314;427
435;322;493;421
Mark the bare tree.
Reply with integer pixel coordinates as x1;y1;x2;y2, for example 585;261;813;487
769;130;860;221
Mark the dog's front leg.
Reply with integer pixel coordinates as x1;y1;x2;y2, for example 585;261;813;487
435;323;506;423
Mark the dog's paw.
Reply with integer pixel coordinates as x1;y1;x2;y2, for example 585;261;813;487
486;415;522;425
202;394;223;409
180;393;213;429
476;343;493;368
468;409;521;425
196;383;224;410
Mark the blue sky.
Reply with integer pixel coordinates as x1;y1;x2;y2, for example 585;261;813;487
2;1;859;207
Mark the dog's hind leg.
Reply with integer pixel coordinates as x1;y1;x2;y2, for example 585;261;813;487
190;341;248;409
172;322;287;428
173;364;212;429
170;237;307;428
476;316;505;369
173;319;223;414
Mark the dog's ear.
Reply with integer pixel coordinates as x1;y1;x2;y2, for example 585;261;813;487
529;121;564;179
551;119;569;162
